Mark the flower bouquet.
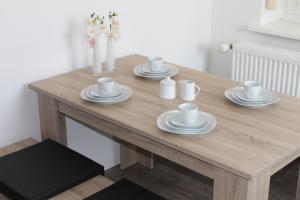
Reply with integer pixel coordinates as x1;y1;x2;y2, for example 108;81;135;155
105;11;120;72
87;11;120;75
87;13;106;76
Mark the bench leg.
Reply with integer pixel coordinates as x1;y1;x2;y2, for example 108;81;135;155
213;168;270;200
120;143;154;170
296;162;300;200
38;94;67;145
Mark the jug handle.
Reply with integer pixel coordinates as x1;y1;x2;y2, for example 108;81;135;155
195;85;201;96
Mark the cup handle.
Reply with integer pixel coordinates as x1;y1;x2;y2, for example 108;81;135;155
195;85;200;96
177;111;183;121
114;82;120;89
238;82;245;92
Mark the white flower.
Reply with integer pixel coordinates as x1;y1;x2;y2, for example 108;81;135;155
87;26;97;39
96;23;106;33
87;22;106;40
88;14;106;31
107;12;120;40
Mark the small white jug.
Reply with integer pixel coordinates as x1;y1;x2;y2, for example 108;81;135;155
179;80;200;101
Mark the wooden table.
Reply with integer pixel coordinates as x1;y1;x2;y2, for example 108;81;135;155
30;55;300;200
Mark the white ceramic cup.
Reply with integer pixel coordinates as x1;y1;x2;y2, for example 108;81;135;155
242;81;261;99
179;80;200;101
148;57;164;72
97;77;118;95
177;103;199;124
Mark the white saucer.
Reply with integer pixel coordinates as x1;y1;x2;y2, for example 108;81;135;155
139;63;170;74
81;85;133;104
224;87;280;108
169;111;208;129
86;85;122;98
165;115;209;132
134;64;179;80
137;68;169;78
157;110;217;135
235;88;271;102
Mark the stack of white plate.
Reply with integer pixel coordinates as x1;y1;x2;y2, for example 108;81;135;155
224;87;280;108
157;110;217;135
80;84;133;104
133;63;179;80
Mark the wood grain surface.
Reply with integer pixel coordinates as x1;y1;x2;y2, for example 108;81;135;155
29;54;300;180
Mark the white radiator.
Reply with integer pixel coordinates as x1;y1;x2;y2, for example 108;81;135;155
231;42;300;97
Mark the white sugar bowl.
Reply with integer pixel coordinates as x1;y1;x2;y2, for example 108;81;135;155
159;76;176;99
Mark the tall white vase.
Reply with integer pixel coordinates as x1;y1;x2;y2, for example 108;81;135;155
91;36;102;76
106;38;115;72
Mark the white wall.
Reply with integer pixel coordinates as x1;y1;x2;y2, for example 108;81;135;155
209;0;300;78
0;0;211;169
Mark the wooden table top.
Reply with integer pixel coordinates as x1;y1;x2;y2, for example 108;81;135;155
30;54;300;179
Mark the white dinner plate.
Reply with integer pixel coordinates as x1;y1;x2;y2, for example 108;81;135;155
169;111;208;129
81;85;133;104
86;85;122;98
165;115;209;132
137;67;170;76
235;88;272;102
224;87;280;108
134;64;179;80
138;63;170;74
157;110;217;135
137;68;168;78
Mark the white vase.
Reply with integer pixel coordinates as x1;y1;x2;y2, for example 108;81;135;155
106;38;115;72
91;36;102;76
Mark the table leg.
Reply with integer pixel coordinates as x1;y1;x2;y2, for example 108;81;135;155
120;143;153;170
213;168;270;200
38;94;67;145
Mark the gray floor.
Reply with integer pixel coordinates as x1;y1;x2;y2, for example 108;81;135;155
106;156;299;200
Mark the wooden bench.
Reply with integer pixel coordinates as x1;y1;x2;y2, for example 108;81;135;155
0;138;166;200
0;138;113;200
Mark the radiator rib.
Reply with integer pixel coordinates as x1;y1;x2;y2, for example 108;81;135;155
231;42;300;97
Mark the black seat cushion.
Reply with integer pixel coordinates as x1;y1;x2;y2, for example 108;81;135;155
0;139;104;200
85;179;166;200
